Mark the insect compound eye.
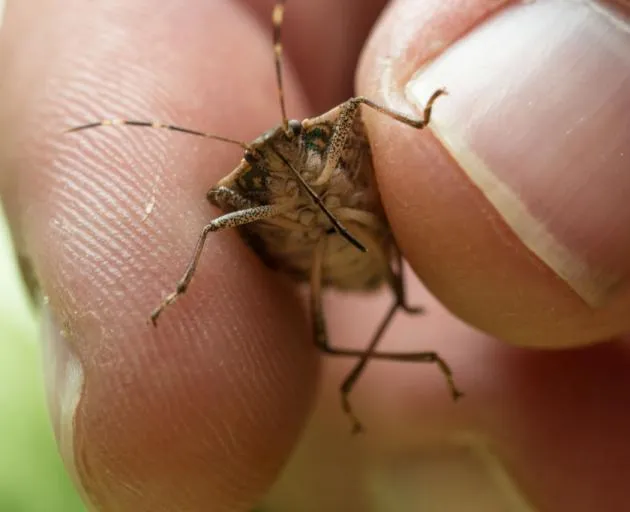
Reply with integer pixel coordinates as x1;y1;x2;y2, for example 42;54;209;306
288;119;302;137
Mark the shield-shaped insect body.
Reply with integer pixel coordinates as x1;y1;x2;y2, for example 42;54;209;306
67;0;463;433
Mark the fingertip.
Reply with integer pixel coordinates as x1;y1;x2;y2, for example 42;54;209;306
42;267;318;510
37;192;319;511
356;0;630;347
7;0;318;509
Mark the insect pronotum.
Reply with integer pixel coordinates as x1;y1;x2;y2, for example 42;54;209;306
67;0;463;433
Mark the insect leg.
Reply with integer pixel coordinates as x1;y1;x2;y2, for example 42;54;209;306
312;98;363;186
207;186;258;211
309;235;365;433
337;294;462;435
312;88;446;186
391;243;423;315
354;87;447;129
311;239;462;432
339;251;463;415
309;235;454;433
339;301;399;434
150;204;282;326
386;256;464;402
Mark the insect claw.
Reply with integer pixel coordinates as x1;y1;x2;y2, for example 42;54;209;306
452;388;465;401
400;304;423;315
149;309;161;327
351;421;364;436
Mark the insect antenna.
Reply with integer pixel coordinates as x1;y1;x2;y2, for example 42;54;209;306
274;150;367;252
65;119;251;150
272;0;289;134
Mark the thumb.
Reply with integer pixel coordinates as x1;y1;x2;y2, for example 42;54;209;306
357;0;630;347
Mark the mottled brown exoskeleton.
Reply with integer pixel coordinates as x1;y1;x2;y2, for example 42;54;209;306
67;0;463;433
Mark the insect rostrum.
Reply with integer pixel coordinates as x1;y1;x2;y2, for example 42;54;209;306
67;0;463;434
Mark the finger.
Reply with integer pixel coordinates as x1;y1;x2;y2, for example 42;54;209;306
265;277;630;511
242;0;388;113
356;0;630;347
1;0;319;510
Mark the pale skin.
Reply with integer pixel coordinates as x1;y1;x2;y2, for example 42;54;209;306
66;2;460;434
1;0;630;511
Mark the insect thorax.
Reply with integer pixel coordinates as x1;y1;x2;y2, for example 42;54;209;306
211;111;394;291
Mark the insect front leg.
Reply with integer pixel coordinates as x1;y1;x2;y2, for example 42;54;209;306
313;88;447;186
207;186;258;210
150;204;282;326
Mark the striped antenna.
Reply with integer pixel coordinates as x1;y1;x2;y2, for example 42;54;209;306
65;119;250;150
272;0;289;134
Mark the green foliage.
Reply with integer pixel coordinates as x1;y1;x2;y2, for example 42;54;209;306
0;206;85;512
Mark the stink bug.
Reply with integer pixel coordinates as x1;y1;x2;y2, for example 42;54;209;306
67;0;463;433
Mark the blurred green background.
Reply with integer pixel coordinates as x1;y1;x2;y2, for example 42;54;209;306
0;204;85;512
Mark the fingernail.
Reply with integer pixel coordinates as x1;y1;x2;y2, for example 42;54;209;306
407;0;630;306
41;304;93;508
370;437;535;512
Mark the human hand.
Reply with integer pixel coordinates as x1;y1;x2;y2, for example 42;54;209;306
1;0;629;511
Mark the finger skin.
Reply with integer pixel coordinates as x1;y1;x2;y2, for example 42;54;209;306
265;281;630;512
4;1;630;512
357;0;630;347
257;1;630;511
268;4;630;511
242;0;388;113
1;0;320;510
267;1;630;510
0;0;418;508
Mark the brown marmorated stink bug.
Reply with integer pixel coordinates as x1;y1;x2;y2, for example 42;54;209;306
67;0;463;433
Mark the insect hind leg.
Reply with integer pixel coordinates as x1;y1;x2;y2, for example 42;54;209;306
390;245;423;315
310;238;462;434
337;299;463;435
310;237;463;433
